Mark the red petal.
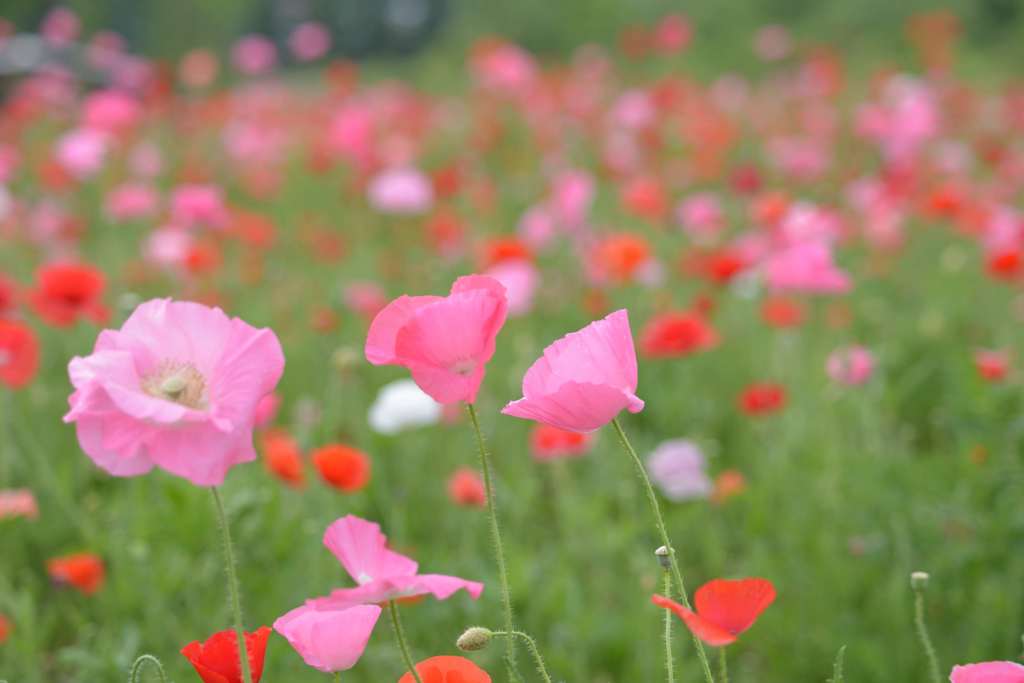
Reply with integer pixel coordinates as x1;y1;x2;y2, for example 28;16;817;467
651;594;737;647
693;578;776;637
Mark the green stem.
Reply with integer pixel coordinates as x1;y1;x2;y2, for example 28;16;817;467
466;403;522;681
210;487;253;683
610;418;715;683
128;654;169;683
388;600;422;683
718;647;728;683
663;573;675;683
913;587;942;683
491;631;553;683
830;645;847;683
334;672;342;683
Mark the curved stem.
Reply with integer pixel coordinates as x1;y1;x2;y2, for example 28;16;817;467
610;418;715;683
210;487;253;683
490;631;553;683
128;654;169;683
663;573;675;683
466;403;521;681
388;600;423;683
913;587;942;683
718;647;728;683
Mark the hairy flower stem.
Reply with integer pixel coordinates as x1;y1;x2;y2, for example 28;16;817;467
128;654;169;683
466;403;522;682
611;418;715;683
912;582;942;683
388;600;423;683
210;487;253;683
718;648;729;683
491;631;554;683
663;573;676;683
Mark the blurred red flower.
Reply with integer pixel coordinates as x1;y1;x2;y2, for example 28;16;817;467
738;383;786;416
640;311;719;358
261;430;305;488
974;349;1010;383
760;297;804;328
447;467;486;508
0;275;18;317
0;614;10;643
47;553;105;595
0;320;40;388
181;626;271;683
312;444;371;492
712;469;746;504
30;263;108;327
530;424;593;461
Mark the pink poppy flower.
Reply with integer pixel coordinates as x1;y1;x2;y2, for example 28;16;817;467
232;34;277;76
274;603;381;673
170;184;229;230
950;662;1024;683
763;242;851;294
0;489;38;520
289;22;331;62
105;183;158;222
367;167;434;215
677;193;724;242
647;440;713;502
826;346;874;386
502;310;644;433
64;299;285;486
81;90;141;135
365;275;507;404
309;515;483;610
55;129;108;179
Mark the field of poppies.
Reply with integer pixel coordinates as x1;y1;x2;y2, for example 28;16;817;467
2;5;1024;683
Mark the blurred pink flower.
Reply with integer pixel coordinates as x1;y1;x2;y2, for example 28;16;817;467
763;242;851;294
144;228;192;269
170;184;229;230
677;193;724;242
344;282;388;320
309;515;483;610
82;90;141;135
754;25;791;61
105;183;158;222
826;346;874;386
0;489;38;520
550;169;594;230
274;603;380;673
647;440;713;502
503;309;644;432
55;129;108;179
653;14;692;54
232;34;278;76
950;661;1024;683
41;7;80;46
64;299;285;486
472;40;537;94
366;275;507;404
367;167;434;215
289;22;331;62
484;260;538;317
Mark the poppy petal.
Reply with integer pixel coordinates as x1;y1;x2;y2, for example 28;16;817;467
651;594;737;646
693;578;776;636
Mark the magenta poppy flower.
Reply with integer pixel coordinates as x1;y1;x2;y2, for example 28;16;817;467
365;275;507;404
826;345;874;386
950;661;1024;683
309;515;483;610
763;242;851;294
502;309;644;433
64;299;285;486
274;603;381;673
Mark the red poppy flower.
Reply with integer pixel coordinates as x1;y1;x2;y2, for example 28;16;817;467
761;297;804;328
312;444;371;492
652;577;776;646
685;248;748;285
620;176;668;221
711;469;746;504
0;275;18;317
530;424;593;461
261;430;305;488
0;320;40;389
640;311;719;358
447;467;486;508
30;263;108;327
593;234;652;282
480;237;532;268
986;248;1022;281
399;656;491;683
181;627;271;683
0;613;10;643
974;349;1010;383
47;553;105;595
738;383;786;416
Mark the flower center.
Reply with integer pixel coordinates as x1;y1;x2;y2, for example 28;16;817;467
142;360;208;410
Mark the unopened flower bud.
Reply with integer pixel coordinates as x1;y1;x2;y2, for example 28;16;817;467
910;571;930;590
457;626;494;652
655;545;672;570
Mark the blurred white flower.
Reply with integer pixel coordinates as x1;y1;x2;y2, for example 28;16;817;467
368;379;442;435
646;439;713;502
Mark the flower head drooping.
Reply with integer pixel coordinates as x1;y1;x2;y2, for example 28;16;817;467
502;310;644;433
366;275;508;404
64;299;285;486
652;577;776;646
273;603;381;673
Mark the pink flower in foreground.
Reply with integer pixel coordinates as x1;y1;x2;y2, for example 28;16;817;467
826;345;875;386
365;275;507;404
763;242;851;294
502;310;644;432
64;299;285;486
274;603;381;673
950;661;1024;683
309;515;483;610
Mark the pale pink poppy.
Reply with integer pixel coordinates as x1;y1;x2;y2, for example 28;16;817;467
365;275;507;404
274;603;380;673
309;515;483;610
518;205;557;250
0;489;38;520
64;299;285;486
647;440;713;502
502;310;644;432
289;22;331;62
826;346;874;386
232;34;278;76
950;661;1024;683
81;90;141;135
326;104;375;169
344;282;388;320
484;260;538;317
763;242;851;294
55;129;108;179
179;49;220;89
41;7;80;46
472;41;537;94
677;193;724;242
611;90;655;130
653;14;692;54
129;142;163;178
550;169;594;230
367;167;434;215
754;25;791;61
170;184;229;230
144;228;192;269
105;183;158;222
